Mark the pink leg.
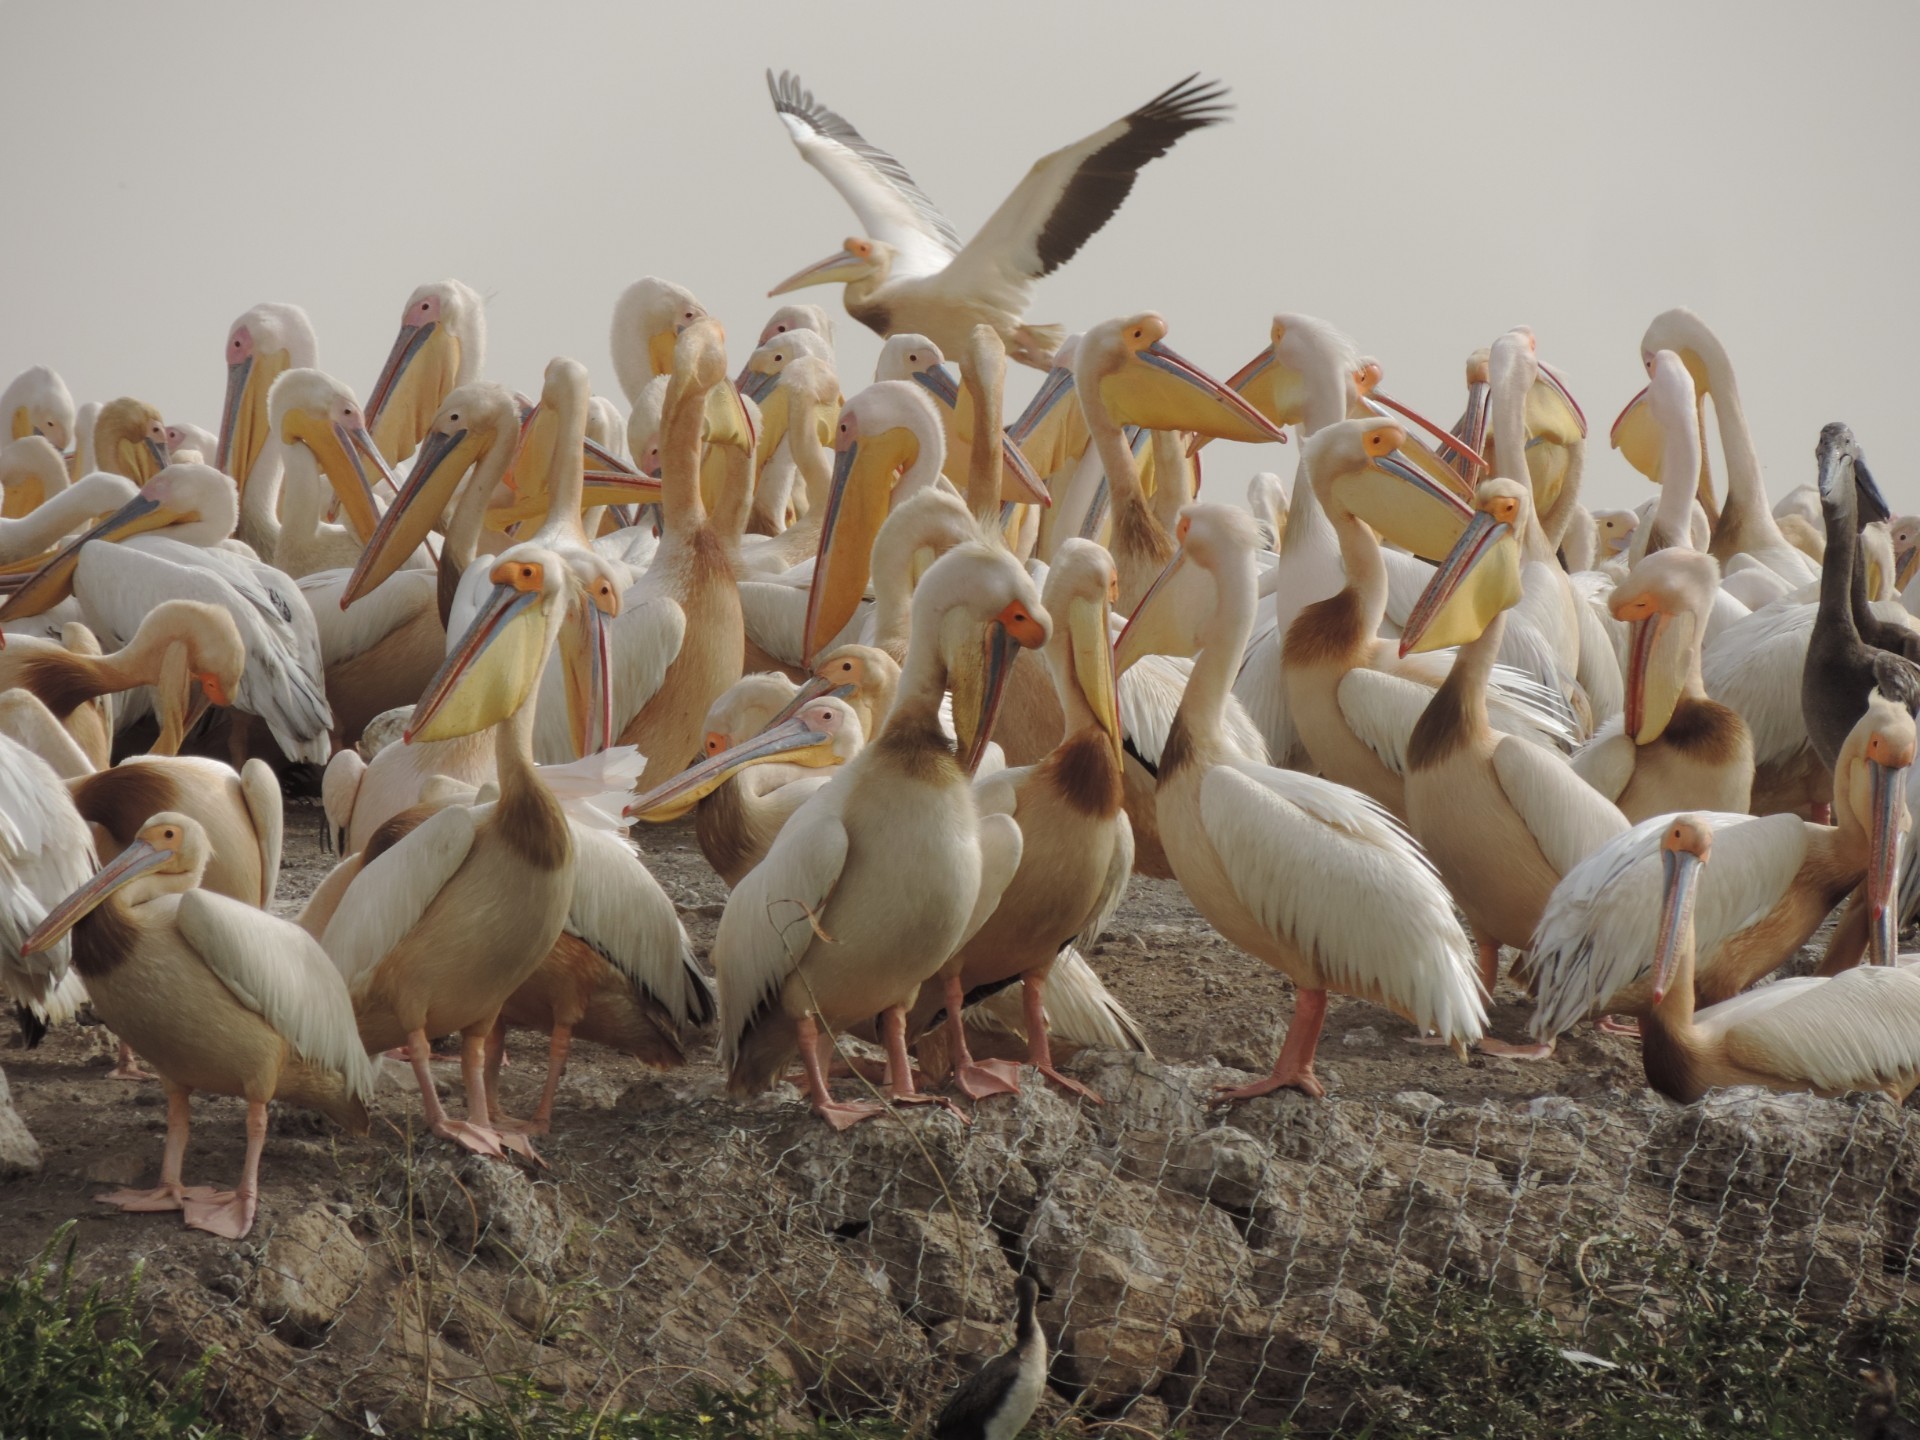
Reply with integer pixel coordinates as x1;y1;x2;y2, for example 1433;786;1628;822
943;975;1021;1100
1023;970;1102;1103
796;1014;884;1130
1216;988;1329;1102
407;1027;505;1158
882;1006;968;1123
106;1037;154;1082
1475;932;1501;995
495;1025;569;1136
183;1100;266;1238
462;1027;541;1164
1812;801;1833;825
1597;1015;1642;1037
99;1084;198;1213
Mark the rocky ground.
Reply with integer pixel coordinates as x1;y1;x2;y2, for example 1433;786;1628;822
1;796;1916;1437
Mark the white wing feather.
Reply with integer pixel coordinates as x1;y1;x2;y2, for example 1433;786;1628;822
1714;966;1920;1093
0;732;95;1009
1569;725;1636;803
321;805;477;988
567;827;713;1029
1701;601;1813;766
1488;736;1629;878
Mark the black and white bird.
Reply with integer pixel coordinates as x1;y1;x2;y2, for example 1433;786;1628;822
766;71;1229;369
932;1276;1048;1440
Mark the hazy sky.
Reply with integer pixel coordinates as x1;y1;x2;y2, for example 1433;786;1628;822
5;2;1916;516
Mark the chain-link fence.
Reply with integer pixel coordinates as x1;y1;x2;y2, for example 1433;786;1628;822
74;1047;1918;1438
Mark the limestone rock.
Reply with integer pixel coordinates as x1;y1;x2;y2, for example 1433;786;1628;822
253;1203;368;1340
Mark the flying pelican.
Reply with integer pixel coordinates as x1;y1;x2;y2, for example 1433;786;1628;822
767;70;1228;368
1116;503;1487;1097
0;463;333;765
1532;678;1915;1041
0;601;243;767
1397;477;1630;1055
1632;815;1920;1105
1570;548;1754;821
321;545;582;1159
2;366;74;455
363;279;487;464
713;541;1046;1127
216;303;319;551
21;812;373;1237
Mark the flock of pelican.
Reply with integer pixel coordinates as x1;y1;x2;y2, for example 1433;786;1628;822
2;71;1919;1244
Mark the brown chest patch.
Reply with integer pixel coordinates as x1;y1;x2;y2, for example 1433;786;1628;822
1284;587;1367;668
71;765;177;844
696;778;755;883
1659;696;1750;764
495;782;571;872
1044;726;1124;817
876;711;964;785
849;300;891;337
1112;500;1174;569
71;894;140;981
1407;673;1474;772
363;804;435;864
1639;1014;1702;1104
18;652;101;721
1157;712;1196;785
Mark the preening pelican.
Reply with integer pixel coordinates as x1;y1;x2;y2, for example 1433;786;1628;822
0;463;333;765
1531;680;1916;1039
21;812;373;1237
0;445;135;565
768;70;1228;367
714;541;1047;1126
1633;816;1920;1105
871;331;1050;512
165;422;219;463
365;279;487;464
256;367;392;577
1;434;71;518
1398;477;1629;1054
3;366;75;454
0;600;243;766
1116;503;1486;1098
610;277;708;403
322;545;582;1159
92;398;170;484
1571;548;1754;820
217;303;319;552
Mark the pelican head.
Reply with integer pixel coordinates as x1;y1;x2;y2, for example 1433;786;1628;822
1306;417;1472;561
803;380;946;664
1816;421;1865;516
1844;667;1920;966
876;334;948;388
756;303;835;348
268;368;394;543
1610;348;1701;491
775;642;901;734
1080;313;1285;445
22;813;211;955
144;599;246;744
625;693;863;822
217;302;317;489
366;279;486;465
914;541;1050;773
1114;503;1258;673
1649;815;1712;1005
1043;537;1123;763
611;277;708;403
1640;308;1720;397
1862;521;1897;602
407;545;571;743
1892;515;1920;593
1610;547;1720;743
769;236;890;299
1398;477;1529;656
0;435;71;517
4;365;75;453
557;546;627;757
740;326;835;407
1594;508;1639;557
164;422;219;463
1224;314;1358;432
95;398;171;484
705;673;805;754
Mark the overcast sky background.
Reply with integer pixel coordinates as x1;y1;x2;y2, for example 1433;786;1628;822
4;2;1915;515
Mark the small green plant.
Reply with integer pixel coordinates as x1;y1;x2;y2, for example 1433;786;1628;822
0;1222;242;1440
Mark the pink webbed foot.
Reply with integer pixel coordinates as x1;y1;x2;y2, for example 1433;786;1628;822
182;1189;258;1239
490;1112;553;1138
951;1058;1023;1100
96;1184;189;1213
1212;1067;1325;1104
486;1122;546;1166
888;1091;972;1125
106;1058;155;1082
1597;1015;1642;1038
432;1118;508;1159
811;1098;888;1131
1476;1037;1556;1061
1032;1064;1103;1104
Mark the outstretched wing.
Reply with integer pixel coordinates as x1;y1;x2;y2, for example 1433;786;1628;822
938;76;1230;298
767;69;962;279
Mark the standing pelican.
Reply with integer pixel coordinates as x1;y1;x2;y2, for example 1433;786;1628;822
21;813;373;1237
1117;504;1486;1097
714;542;1046;1126
256;368;392;577
364;279;487;464
1633;815;1920;1105
1571;548;1753;820
768;71;1228;367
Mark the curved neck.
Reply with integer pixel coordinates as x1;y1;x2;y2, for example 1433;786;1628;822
275;447;331;552
963;378;1002;523
1696;354;1781;556
1281;437;1335;559
1539;440;1585;550
1819;492;1863;646
1324;492;1389;629
792;407;834;517
236;441;284;556
2;483;129;557
1177;547;1259;748
661;381;714;541
1087;396;1149;518
897;428;947;502
446;429;516;577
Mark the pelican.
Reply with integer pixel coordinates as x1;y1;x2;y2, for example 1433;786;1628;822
364;279;487;464
1;434;75;517
21;813;373;1237
0;463;333;765
69;401;100;480
1116;504;1486;1097
713;541;1046;1126
1702;599;1829;818
872;332;1050;512
1532;679;1915;1039
164;422;219;463
321;545;581;1158
255;368;392;577
1397;477;1629;1055
738;346;840;576
0;443;135;564
768;70;1228;368
0;600;243;766
904;539;1132;1100
1633;816;1920;1105
1571;548;1753;821
609;277;708;403
92;398;170;484
0;728;93;1044
1248;472;1288;553
2;366;74;454
216;303;319;551
1593;508;1638;562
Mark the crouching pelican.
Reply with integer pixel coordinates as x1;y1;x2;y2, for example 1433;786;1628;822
1117;504;1486;1099
21;813;373;1237
713;541;1048;1126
